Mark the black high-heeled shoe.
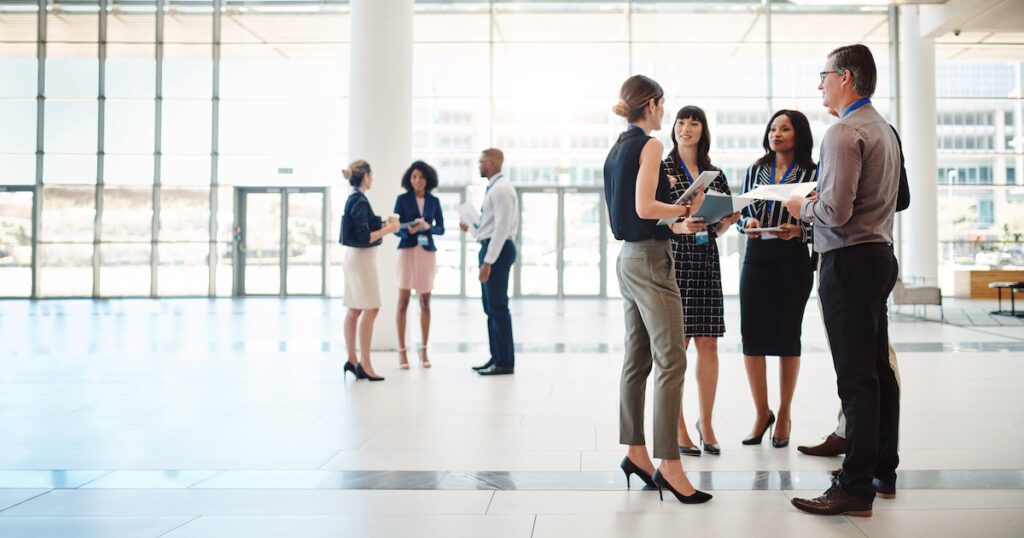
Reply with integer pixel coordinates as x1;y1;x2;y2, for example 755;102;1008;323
772;419;791;448
354;363;385;382
343;361;357;379
620;456;657;489
742;411;776;445
696;420;720;455
652;469;712;504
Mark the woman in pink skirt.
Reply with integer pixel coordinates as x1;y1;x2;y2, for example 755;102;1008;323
393;161;445;369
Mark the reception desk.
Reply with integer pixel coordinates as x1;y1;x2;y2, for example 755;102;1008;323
954;270;1024;299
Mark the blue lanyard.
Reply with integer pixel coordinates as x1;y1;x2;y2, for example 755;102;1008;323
680;162;702;184
765;161;796;214
627;124;646;135
842;98;871;119
352;188;367;201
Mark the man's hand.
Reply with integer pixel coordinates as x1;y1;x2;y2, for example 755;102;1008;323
783;195;805;220
768;223;803;241
479;262;491;283
460;221;469;232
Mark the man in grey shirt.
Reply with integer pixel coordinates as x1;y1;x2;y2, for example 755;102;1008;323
784;44;901;517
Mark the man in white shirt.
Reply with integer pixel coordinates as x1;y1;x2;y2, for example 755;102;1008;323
461;148;519;375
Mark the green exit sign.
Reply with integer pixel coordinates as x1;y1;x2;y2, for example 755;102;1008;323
278;168;293;174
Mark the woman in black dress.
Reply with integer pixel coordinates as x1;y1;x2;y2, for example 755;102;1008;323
737;110;815;448
663;106;740;456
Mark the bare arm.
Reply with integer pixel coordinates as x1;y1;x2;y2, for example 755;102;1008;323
635;139;690;221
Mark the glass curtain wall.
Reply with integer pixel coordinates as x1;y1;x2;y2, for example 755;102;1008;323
934;40;1024;291
2;1;1020;297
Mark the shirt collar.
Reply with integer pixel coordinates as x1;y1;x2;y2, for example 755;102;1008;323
487;173;504;189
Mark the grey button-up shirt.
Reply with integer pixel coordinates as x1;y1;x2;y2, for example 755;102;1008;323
800;102;901;254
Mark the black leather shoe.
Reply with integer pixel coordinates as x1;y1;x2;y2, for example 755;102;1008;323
791;483;872;517
354;363;384;382
471;361;494;371
477;365;514;376
343;361;357;379
797;433;846;457
620;456;657;489
652;469;712;504
678;445;701;457
872;477;896;499
742;411;775;445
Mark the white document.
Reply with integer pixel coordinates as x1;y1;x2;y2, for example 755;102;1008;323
743;227;782;233
656;171;721;225
458;203;480;238
743;181;816;202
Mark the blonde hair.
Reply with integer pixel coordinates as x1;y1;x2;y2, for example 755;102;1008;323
343;160;371;187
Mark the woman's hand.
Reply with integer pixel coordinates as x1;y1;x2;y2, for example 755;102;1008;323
382;219;401;235
744;217;762;239
768;223;802;241
717;211;740;234
459;221;469;232
673;216;707;235
417;218;430;232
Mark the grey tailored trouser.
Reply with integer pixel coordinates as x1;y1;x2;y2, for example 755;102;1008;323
617;239;687;460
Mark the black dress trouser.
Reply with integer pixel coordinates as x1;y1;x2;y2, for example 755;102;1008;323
818;242;900;503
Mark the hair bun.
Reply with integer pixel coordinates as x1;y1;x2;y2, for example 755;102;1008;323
342;168;352;180
612;99;630;118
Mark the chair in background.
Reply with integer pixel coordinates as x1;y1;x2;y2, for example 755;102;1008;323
892;277;944;321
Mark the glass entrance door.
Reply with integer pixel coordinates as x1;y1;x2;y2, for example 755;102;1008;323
235;187;327;296
0;186;35;297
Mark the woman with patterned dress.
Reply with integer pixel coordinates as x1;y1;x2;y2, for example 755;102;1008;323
737;110;816;449
664;105;740;456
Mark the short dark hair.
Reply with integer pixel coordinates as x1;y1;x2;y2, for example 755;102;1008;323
829;44;877;98
669;105;712;171
755;110;817;170
401;160;439;193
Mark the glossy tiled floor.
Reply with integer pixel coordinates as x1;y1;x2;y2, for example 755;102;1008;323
0;297;1022;537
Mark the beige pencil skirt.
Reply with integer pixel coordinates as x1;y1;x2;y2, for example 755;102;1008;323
343;246;381;310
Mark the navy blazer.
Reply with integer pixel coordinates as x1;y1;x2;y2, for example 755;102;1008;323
393;191;445;251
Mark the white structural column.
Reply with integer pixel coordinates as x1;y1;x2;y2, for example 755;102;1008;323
349;0;414;350
899;5;939;284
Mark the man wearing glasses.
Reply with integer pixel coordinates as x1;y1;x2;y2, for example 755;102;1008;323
784;44;901;517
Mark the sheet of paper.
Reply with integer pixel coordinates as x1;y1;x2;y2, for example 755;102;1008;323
743;227;782;233
458;203;480;238
742;181;816;202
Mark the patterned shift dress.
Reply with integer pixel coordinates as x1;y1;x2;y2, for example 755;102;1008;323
663;153;730;338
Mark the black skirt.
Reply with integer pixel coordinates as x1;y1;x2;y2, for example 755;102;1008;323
739;237;813;356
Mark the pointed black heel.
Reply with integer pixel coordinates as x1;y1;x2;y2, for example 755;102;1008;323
696;420;720;455
343;361;357;379
620;456;657;489
354;363;385;382
652;469;712;504
742;411;776;445
772;419;791;448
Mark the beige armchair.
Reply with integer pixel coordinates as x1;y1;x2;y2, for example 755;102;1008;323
892;277;944;321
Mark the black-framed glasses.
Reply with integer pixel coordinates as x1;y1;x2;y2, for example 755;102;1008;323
819;69;843;83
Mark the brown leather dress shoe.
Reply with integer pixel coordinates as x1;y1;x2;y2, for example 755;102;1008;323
791;484;872;517
797;433;846;457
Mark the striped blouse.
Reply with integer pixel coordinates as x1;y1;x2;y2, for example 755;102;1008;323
736;162;816;244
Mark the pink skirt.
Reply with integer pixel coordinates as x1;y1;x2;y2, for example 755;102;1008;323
396;246;437;293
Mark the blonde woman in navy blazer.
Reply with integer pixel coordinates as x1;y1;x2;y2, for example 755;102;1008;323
393;161;445;369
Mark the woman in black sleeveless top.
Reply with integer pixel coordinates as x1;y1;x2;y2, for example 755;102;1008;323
605;75;710;505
